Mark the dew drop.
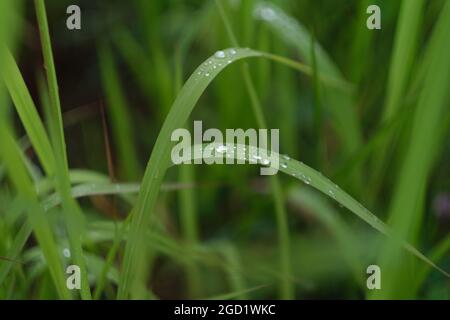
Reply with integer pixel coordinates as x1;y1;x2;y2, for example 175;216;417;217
300;173;311;185
215;50;226;58
261;158;270;165
281;163;288;169
63;248;71;258
305;175;312;185
205;73;210;77
230;48;237;55
328;190;336;199
282;154;290;160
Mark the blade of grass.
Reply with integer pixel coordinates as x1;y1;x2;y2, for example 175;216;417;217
0;221;31;287
0;126;70;299
310;31;324;169
117;47;263;299
0;4;68;296
217;243;248;299
98;42;141;180
115;43;333;298
34;0;91;299
189;143;450;278
373;1;450;298
117;44;449;298
369;0;425;201
1;50;55;176
4;138;446;295
174;45;202;298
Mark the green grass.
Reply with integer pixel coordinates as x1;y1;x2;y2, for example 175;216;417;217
98;42;141;181
372;1;450;298
1;0;450;300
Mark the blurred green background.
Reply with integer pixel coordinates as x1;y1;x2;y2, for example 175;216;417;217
0;0;449;299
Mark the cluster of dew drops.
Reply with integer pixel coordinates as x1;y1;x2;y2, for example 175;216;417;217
195;48;241;78
195;42;345;206
212;143;347;205
212;144;320;186
214;143;272;165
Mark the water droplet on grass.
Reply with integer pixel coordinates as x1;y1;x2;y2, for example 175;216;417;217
281;163;288;169
215;50;226;58
299;173;311;185
63;248;71;258
328;190;336;199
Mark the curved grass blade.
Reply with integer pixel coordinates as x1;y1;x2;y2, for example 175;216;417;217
117;47;319;298
185;143;450;278
34;0;91;299
42;183;140;210
118;48;264;299
117;45;449;298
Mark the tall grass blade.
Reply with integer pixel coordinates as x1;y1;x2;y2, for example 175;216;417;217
369;0;425;199
0;126;70;299
118;48;445;299
373;1;450;298
98;43;141;180
34;0;91;299
1;50;55;176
